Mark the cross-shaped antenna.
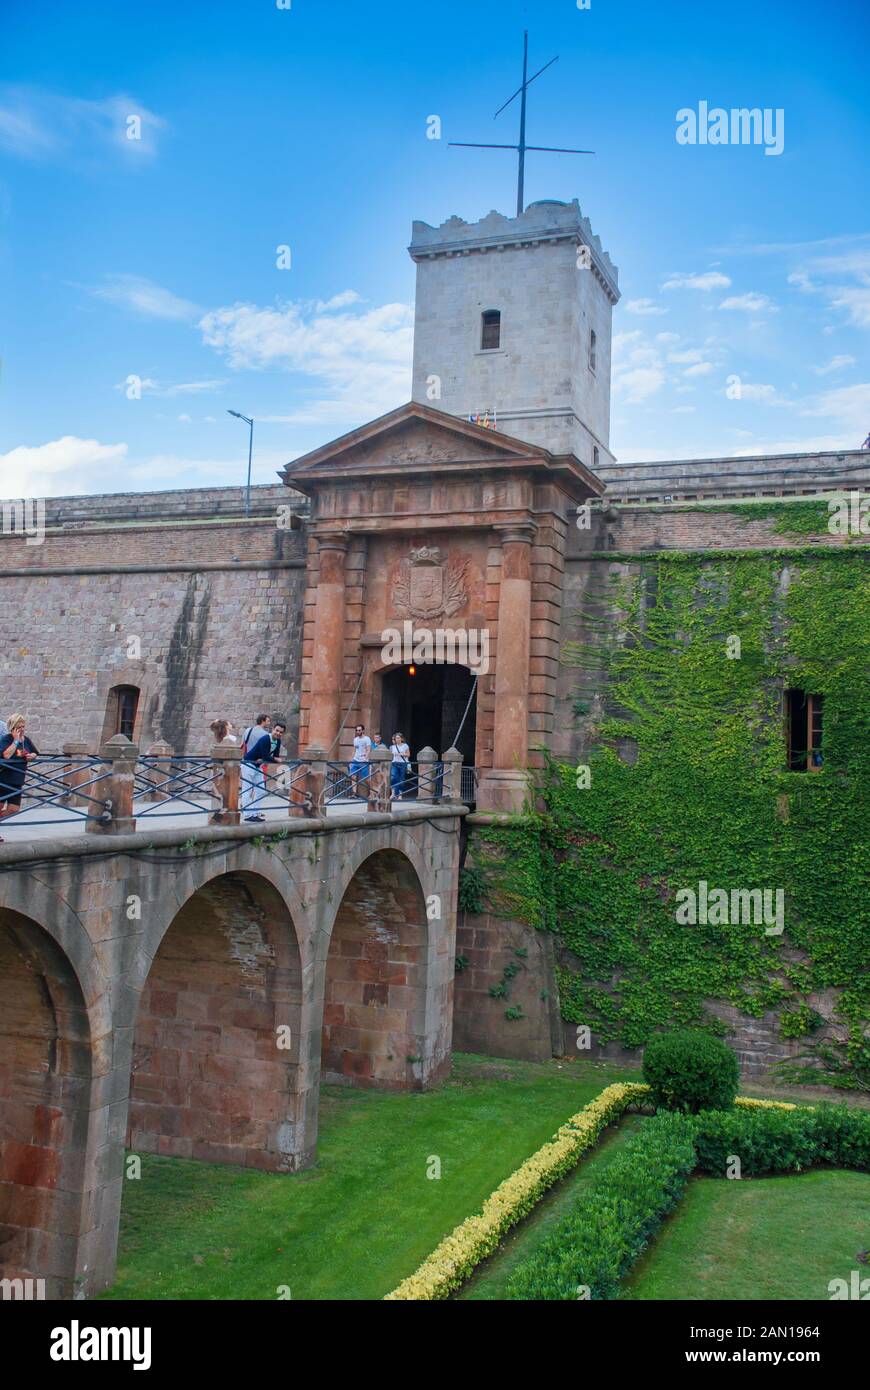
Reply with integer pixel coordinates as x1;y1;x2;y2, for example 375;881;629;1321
449;31;594;217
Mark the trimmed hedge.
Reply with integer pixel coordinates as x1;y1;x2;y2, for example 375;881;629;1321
384;1082;648;1300
505;1102;870;1300
643;1029;740;1113
694;1102;870;1176
505;1112;698;1301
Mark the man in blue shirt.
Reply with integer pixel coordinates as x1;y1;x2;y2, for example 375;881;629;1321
241;714;272;822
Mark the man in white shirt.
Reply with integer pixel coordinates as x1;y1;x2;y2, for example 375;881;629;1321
350;724;372;799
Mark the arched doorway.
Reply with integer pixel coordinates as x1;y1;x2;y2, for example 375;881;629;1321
0;912;91;1298
378;663;477;765
129;872;308;1171
322;850;432;1090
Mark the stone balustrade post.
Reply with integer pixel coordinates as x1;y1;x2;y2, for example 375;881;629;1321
303;743;327;816
441;746;464;803
367;745;391;814
88;734;138;834
142;741;173;802
212;738;242;825
415;746;438;804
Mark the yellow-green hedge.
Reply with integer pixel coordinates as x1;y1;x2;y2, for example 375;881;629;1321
384;1081;649;1300
385;1085;798;1301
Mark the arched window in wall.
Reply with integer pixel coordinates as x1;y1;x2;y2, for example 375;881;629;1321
106;684;140;742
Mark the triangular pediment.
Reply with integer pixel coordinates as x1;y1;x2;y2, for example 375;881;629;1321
281;402;548;491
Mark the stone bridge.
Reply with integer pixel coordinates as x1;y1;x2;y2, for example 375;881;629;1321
0;805;462;1298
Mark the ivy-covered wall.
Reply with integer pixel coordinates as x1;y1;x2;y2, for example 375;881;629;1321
470;544;869;1085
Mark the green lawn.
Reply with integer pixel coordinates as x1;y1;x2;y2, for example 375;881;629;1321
623;1168;870;1301
101;1054;635;1301
457;1114;647;1299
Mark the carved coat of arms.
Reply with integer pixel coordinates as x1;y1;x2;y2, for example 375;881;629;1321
392;546;468;621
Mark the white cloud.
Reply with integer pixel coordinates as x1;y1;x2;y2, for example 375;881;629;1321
0;85;166;163
199;296;414;422
778;238;870;330
1;438;301;500
0;436;128;497
95;275;199;321
662;271;731;292
112;377;224;397
666;349;706;365
829;285;870;328
787;269;815;293
800;381;870;432
683;361;714;377
317;290;362;311
611;331;666;403
625;298;667;316
719;292;778;313
812;355;856;376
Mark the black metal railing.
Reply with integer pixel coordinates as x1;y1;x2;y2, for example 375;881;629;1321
239;759;311;818
133;756;222;819
0;752;475;835
0;754;111;828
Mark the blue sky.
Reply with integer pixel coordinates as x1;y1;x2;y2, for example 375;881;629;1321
1;0;867;498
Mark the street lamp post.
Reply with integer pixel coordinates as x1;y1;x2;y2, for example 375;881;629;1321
227;410;254;517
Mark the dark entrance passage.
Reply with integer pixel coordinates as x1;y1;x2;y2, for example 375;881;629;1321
378;663;477;766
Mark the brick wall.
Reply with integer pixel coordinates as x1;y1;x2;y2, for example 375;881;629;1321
452;904;559;1062
128;872;303;1170
322;849;437;1090
0;911;91;1296
0;518;306;754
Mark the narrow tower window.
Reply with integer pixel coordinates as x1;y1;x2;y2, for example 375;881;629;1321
108;685;140;741
481;310;501;350
785;689;823;771
589;328;597;372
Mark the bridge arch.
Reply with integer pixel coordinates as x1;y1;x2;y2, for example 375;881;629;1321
0;911;92;1299
320;836;452;1091
128;867;312;1171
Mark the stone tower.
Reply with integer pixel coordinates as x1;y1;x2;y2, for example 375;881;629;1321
409;198;620;471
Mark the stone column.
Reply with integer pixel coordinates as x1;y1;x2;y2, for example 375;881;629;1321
483;522;536;812
416;746;438;803
212;738;242;825
441;746;464;803
142;741;173;802
304;743;327;816
89;734;138;834
367;745;391;814
307;532;348;750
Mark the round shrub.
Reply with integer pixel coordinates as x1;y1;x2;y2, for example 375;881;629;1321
643;1029;739;1113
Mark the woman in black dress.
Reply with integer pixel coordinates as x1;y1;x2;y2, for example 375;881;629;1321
0;714;39;839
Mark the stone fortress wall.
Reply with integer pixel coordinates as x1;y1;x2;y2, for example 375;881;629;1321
0;484;308;755
1;445;866;1072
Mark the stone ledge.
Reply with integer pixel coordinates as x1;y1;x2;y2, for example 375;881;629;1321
0;803;467;865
